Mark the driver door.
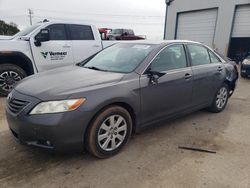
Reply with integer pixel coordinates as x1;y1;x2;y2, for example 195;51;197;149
140;44;193;125
30;24;74;72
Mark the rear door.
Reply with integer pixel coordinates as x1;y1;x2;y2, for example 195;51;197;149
67;24;102;63
186;44;225;107
30;24;74;72
140;44;193;125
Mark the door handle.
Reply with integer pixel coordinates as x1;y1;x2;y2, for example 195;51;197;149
93;44;101;47
184;73;192;79
217;66;223;72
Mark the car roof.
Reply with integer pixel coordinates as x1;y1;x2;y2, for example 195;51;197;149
115;40;203;46
39;20;96;27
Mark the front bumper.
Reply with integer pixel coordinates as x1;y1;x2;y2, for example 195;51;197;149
6;90;93;152
241;64;250;76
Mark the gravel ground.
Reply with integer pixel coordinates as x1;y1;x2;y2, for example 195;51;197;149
0;78;250;188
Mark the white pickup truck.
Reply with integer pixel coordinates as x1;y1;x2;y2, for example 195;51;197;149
0;20;116;95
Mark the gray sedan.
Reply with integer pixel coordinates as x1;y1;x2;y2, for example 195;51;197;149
6;41;238;158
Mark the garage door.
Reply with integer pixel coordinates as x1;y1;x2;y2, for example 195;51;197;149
232;5;250;37
176;9;218;47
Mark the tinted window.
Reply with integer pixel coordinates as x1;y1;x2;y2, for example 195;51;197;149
47;24;67;40
69;24;94;40
110;29;123;34
150;44;187;72
123;29;128;34
187;44;210;66
208;50;221;63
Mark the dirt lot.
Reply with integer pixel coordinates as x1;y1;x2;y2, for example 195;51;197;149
0;78;250;188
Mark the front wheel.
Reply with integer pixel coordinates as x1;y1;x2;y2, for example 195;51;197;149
86;106;132;158
0;64;26;96
207;83;229;113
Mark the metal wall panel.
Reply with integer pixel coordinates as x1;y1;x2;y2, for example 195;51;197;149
232;5;250;37
176;9;218;47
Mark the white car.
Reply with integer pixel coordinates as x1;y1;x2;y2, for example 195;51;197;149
0;20;115;95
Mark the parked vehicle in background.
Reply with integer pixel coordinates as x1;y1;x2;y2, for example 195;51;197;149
241;55;250;78
6;40;238;158
107;29;145;40
99;28;112;40
0;20;116;96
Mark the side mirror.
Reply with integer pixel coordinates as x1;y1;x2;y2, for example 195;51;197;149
34;29;50;46
145;68;166;85
123;32;128;36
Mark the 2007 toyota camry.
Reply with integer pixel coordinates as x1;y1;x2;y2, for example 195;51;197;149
6;41;238;158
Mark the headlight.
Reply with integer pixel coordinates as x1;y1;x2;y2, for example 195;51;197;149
242;59;250;65
30;98;85;115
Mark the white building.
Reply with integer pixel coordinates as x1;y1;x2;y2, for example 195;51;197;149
164;0;250;61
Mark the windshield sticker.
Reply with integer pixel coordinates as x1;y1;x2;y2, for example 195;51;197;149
41;51;67;60
132;45;150;49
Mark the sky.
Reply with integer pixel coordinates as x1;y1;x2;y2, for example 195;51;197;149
0;0;166;40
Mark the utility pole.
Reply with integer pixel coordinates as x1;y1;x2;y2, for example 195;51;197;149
28;9;33;26
163;0;174;40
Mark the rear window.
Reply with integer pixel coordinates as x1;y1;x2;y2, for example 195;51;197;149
69;24;94;40
128;30;134;35
187;44;211;66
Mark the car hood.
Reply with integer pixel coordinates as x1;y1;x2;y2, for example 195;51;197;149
15;65;125;100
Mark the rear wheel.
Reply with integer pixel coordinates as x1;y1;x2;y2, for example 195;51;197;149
0;64;26;96
208;83;229;113
86;106;132;158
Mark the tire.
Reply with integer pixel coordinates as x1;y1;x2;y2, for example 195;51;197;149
0;64;26;96
86;106;132;158
207;83;229;113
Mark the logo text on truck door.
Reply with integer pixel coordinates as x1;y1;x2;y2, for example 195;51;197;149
41;51;67;61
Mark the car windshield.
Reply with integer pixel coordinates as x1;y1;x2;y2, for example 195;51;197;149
80;43;156;73
110;29;123;35
14;24;40;37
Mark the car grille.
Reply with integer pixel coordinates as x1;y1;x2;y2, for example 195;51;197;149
7;98;29;114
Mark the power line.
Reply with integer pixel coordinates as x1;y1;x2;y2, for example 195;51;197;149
32;15;163;25
34;9;164;19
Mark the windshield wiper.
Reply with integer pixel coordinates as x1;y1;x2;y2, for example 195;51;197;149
84;66;108;72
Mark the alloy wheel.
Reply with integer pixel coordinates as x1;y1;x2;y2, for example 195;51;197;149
97;115;127;151
0;71;22;92
216;87;228;109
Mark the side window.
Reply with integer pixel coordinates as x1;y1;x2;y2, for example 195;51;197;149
208;50;221;63
69;24;94;40
128;30;134;35
47;24;67;40
187;44;210;66
123;29;128;35
150;44;187;72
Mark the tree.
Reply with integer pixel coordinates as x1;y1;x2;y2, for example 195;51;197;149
0;20;19;36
